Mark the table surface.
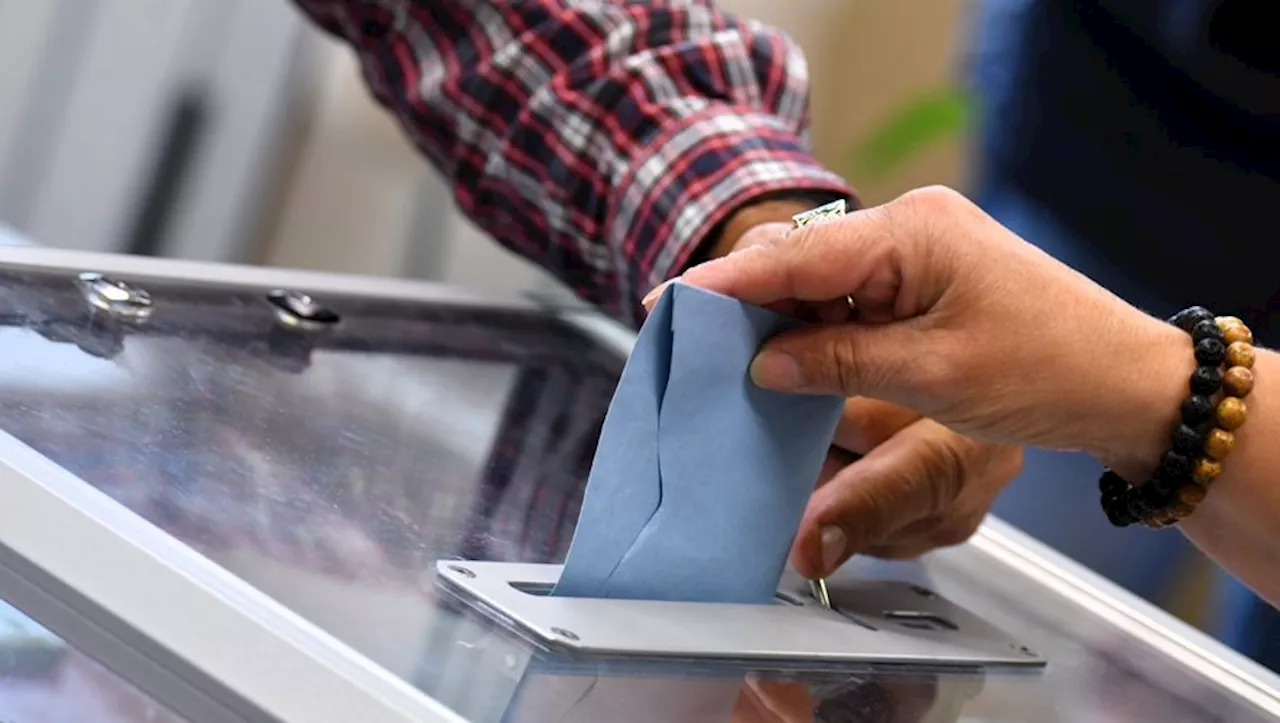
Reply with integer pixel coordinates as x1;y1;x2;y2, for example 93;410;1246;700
0;247;1275;723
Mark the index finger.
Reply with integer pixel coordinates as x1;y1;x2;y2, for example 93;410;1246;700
680;206;893;307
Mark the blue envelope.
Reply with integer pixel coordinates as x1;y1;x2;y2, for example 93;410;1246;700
553;282;844;604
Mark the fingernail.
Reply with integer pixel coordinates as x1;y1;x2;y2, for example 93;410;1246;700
750;349;804;390
820;526;847;575
641;279;675;311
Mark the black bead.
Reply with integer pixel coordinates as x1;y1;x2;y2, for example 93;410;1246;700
1139;482;1172;511
1170;306;1215;332
1170;424;1203;456
1125;493;1148;519
1191;319;1224;343
1150;471;1178;493
1157;451;1192;483
1190;365;1223;395
1099;470;1128;497
1105;501;1136;527
1195;338;1227;366
1181;395;1215;425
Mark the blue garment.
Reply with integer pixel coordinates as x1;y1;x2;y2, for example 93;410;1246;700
966;0;1280;669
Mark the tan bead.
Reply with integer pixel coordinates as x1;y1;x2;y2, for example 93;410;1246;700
1222;324;1254;346
1216;316;1245;332
1203;428;1236;460
1177;483;1207;505
1223;366;1255;398
1216;396;1248;430
1168;502;1196;520
1226;341;1256;369
1191;457;1222;484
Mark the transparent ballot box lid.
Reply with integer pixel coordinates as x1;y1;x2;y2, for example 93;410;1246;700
0;246;1275;722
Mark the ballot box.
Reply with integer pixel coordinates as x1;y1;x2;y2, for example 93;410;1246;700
0;243;1276;723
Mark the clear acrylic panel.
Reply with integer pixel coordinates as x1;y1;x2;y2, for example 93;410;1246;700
0;257;1275;722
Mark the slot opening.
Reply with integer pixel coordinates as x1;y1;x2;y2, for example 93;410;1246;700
510;581;807;607
883;610;957;631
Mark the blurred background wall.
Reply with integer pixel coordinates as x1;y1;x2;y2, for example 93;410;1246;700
0;0;310;259
0;0;968;295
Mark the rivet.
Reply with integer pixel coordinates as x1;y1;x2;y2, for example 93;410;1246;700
76;273;153;320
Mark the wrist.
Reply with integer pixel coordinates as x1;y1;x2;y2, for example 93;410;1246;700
1094;315;1198;480
701;193;848;261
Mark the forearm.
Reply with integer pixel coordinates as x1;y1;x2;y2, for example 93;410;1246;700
290;0;851;326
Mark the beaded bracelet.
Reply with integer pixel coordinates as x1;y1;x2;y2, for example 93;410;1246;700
1099;307;1256;528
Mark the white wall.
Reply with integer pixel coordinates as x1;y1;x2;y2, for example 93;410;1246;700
260;46;552;293
0;0;310;260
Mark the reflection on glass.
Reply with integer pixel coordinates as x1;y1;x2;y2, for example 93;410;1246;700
0;601;184;722
499;668;980;723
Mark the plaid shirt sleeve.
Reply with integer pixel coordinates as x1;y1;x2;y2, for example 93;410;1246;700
291;0;853;325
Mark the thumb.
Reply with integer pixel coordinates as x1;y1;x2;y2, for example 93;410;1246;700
750;321;937;401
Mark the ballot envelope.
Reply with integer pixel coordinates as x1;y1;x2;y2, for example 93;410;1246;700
0;242;1275;722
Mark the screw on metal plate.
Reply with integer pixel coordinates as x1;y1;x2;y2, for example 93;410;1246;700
551;628;580;641
76;273;153;321
265;290;340;331
448;566;476;579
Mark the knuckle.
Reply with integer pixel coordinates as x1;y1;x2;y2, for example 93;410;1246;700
898;185;967;215
843;482;904;545
807;330;864;397
891;186;984;254
831;335;865;397
824;329;908;398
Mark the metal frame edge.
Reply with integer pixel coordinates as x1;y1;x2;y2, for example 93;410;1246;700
0;429;466;723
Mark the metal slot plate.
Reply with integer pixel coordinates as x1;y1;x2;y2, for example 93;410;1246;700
436;562;1045;669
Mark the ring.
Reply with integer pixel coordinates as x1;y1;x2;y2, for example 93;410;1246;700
789;198;847;230
791;200;856;313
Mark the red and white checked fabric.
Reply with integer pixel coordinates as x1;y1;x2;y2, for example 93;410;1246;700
292;0;853;326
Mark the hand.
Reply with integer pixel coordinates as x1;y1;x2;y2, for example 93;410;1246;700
799;401;1021;577
682;186;1189;478
686;200;1022;576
